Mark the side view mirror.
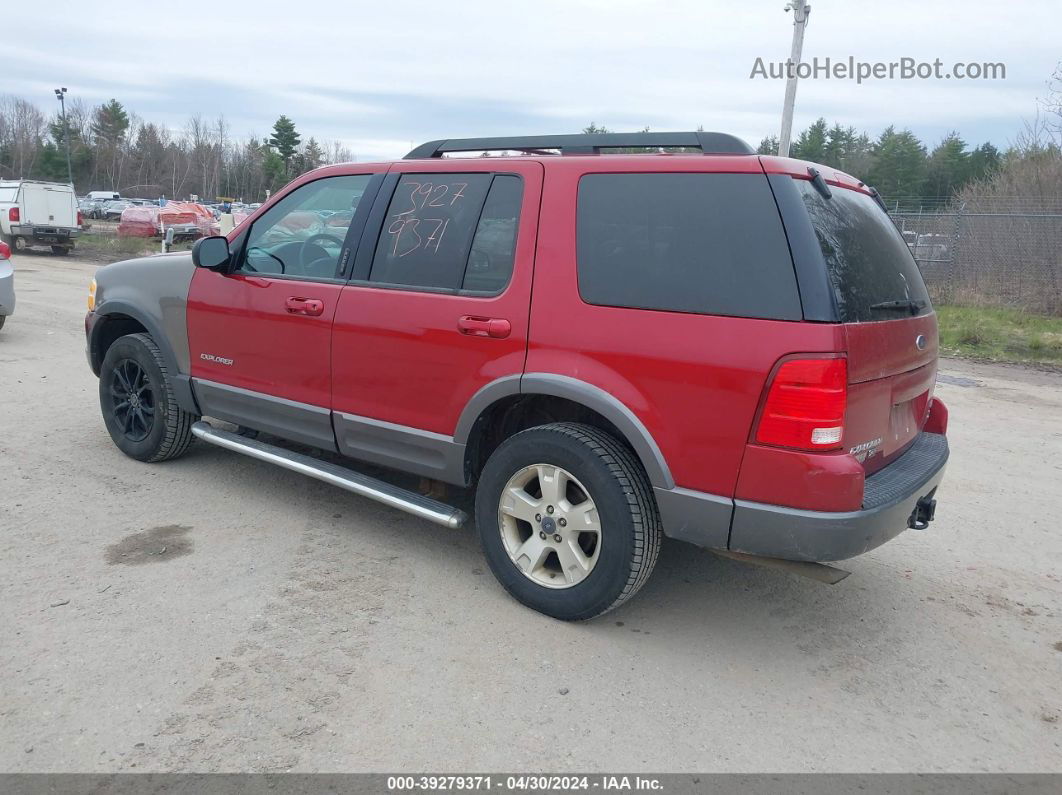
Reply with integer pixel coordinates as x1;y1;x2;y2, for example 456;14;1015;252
192;236;231;270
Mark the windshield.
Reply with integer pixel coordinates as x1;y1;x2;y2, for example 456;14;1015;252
796;179;932;323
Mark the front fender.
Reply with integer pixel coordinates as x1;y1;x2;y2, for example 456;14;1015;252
91;252;195;374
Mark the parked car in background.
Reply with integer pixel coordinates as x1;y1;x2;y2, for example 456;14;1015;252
85;132;949;620
87;190;122;202
0;239;14;331
914;233;950;262
101;200;133;221
79;198;106;220
0;180;81;255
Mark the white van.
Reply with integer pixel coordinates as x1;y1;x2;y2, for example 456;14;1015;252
86;190;122;201
0;180;81;255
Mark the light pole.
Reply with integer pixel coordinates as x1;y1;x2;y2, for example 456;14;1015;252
778;2;811;158
54;87;74;187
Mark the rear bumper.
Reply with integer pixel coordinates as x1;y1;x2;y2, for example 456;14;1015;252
10;225;80;242
729;432;949;561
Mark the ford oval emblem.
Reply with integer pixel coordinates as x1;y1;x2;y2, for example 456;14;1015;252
915;334;927;351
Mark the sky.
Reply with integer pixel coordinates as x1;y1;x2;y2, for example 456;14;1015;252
3;0;1059;161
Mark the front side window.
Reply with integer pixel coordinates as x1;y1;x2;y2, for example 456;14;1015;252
576;173;801;320
241;175;371;280
369;173;522;293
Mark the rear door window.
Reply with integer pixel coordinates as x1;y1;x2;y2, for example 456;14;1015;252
795;180;931;323
576;172;801;320
369;173;493;291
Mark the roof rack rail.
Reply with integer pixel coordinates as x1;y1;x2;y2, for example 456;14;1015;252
404;132;754;159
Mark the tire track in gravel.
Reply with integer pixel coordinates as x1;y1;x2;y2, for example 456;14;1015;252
134;515;409;772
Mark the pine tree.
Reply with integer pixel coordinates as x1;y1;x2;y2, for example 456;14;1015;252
865;127;928;202
924;133;970;198
757;135;779;155
91;99;130;145
791;118;829;163
269;115;301;164
967;142;1001;184
301;137;324;171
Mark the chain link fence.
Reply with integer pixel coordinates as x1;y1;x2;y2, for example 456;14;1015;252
892;201;1062;315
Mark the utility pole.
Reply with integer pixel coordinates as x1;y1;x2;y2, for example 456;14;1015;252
54;87;74;187
778;2;811;158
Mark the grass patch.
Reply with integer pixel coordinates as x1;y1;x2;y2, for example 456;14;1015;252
75;233;158;263
936;305;1062;366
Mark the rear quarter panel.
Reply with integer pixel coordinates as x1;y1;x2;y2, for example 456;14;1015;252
526;156;845;497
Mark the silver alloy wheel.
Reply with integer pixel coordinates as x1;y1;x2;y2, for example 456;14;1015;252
498;463;602;589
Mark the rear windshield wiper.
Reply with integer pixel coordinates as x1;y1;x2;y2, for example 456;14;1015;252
869;299;926;315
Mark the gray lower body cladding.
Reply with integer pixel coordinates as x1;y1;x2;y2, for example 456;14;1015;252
192;378;336;452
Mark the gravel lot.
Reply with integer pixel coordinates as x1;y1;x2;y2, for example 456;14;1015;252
1;253;1060;773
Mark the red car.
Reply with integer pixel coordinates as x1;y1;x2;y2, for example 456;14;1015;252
85;132;948;620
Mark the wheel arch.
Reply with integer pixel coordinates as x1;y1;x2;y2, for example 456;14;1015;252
88;306;151;375
457;373;674;489
90;301;199;414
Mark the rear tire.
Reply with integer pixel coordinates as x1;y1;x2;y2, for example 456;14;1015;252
0;315;6;331
475;422;662;620
99;333;196;462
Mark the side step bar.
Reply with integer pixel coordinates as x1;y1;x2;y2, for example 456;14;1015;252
191;421;468;529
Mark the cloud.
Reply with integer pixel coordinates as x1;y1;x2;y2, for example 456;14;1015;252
4;0;1058;159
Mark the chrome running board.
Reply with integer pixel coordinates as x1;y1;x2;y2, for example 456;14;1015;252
191;421;468;529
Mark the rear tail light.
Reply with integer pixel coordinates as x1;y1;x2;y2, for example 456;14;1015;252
0;241;10;259
77;211;84;226
754;357;848;451
8;207;19;223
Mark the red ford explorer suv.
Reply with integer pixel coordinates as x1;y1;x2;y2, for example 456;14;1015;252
85;132;949;620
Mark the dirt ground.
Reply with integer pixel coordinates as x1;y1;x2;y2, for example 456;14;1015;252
1;252;1060;773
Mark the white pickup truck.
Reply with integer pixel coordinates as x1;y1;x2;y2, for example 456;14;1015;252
0;180;81;255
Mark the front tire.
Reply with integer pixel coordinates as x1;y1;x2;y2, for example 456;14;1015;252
475;422;662;620
99;333;196;462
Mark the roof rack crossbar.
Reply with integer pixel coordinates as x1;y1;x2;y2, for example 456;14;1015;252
404;132;754;159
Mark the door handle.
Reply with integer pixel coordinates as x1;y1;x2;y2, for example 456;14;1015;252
458;315;511;339
285;297;324;316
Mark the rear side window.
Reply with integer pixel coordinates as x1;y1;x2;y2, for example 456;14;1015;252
576;173;801;320
369;173;522;293
795;180;931;323
463;175;522;293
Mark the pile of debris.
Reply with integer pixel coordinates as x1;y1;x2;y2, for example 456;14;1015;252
118;202;218;240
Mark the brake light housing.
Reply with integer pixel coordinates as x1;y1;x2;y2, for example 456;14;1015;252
77;210;84;227
0;241;10;260
754;357;848;451
8;207;19;223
